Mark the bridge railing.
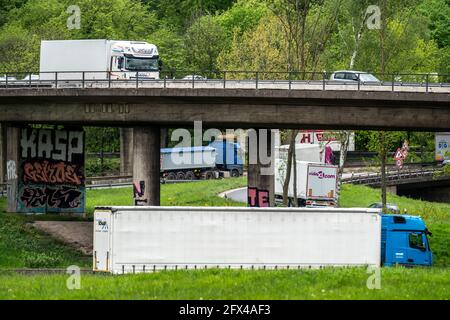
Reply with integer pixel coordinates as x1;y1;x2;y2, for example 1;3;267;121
343;167;445;186
1;70;449;92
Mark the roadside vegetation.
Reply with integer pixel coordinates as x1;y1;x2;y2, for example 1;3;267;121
0;179;449;299
0;267;448;300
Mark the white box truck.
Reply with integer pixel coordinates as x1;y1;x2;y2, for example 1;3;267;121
39;39;161;82
275;159;338;207
93;206;382;274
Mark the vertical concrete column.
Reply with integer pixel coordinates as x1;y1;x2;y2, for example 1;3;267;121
386;185;397;195
247;129;275;207
120;128;134;176
6;126;20;212
0;124;6;185
132;126;160;206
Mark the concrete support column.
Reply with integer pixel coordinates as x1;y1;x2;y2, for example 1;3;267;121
132;126;160;206
120;128;134;176
247;129;275;207
0;124;6;185
6;126;20;212
386;185;397;195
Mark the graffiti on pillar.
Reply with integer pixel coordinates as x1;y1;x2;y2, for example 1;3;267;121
133;180;147;206
23;160;83;185
248;187;270;207
15;128;85;214
20;186;82;209
6;160;18;212
7;160;17;180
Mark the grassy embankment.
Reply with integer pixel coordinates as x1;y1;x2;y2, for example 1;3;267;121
0;178;449;299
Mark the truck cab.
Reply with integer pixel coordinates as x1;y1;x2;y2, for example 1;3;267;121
381;214;432;267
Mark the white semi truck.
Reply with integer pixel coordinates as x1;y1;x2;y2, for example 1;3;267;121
93;206;433;274
275;160;338;207
39;39;161;81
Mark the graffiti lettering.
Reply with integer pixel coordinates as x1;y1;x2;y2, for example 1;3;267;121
248;187;270;208
7;160;17;180
133;181;147;206
20;128;84;162
23;160;83;186
20;186;82;209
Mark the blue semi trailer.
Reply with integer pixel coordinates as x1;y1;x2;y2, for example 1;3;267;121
160;141;244;180
382;214;432;266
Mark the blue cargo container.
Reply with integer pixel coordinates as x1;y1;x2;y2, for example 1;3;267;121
208;141;244;177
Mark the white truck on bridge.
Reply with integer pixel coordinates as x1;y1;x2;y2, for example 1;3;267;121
39;39;161;81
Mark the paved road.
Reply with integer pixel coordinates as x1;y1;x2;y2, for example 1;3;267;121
1;79;449;93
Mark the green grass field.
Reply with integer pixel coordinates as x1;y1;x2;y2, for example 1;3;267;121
0;267;448;300
0;178;449;299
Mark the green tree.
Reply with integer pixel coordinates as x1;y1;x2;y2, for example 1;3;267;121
366;131;406;211
185;15;227;72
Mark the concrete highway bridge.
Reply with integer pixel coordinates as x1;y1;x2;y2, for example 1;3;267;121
1;76;449;212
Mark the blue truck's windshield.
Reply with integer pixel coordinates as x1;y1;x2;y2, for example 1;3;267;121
125;57;159;71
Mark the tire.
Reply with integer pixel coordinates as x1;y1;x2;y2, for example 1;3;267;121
176;172;185;180
166;172;176;180
205;171;215;180
230;169;240;178
185;171;196;180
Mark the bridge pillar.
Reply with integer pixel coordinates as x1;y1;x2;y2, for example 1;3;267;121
247;129;275;207
132;126;160;206
5;126;20;212
0;124;6;185
120;128;134;176
386;185;397;195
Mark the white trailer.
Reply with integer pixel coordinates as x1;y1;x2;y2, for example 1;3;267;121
93;206;381;274
435;133;450;162
276;144;322;163
275;160;338;207
39;39;160;81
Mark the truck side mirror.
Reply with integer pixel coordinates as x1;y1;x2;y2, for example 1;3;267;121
158;60;163;71
118;57;124;70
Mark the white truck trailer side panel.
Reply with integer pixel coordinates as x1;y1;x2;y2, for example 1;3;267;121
40;40;110;80
93;207;381;274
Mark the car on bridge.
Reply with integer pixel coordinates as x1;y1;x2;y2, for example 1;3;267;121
330;70;380;83
182;74;206;80
0;75;17;83
368;202;400;214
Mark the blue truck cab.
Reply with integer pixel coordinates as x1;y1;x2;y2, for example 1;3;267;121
382;214;433;267
208;141;244;177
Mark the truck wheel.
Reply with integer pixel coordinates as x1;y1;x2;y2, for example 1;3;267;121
176;172;185;180
185;171;196;180
231;169;240;178
166;172;176;180
205;171;215;180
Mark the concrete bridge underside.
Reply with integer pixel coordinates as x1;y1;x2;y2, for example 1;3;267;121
1;87;449;211
0;88;449;130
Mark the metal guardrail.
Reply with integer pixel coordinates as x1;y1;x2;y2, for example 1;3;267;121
342;167;443;186
1;70;449;93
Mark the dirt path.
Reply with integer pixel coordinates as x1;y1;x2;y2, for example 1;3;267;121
31;221;93;256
